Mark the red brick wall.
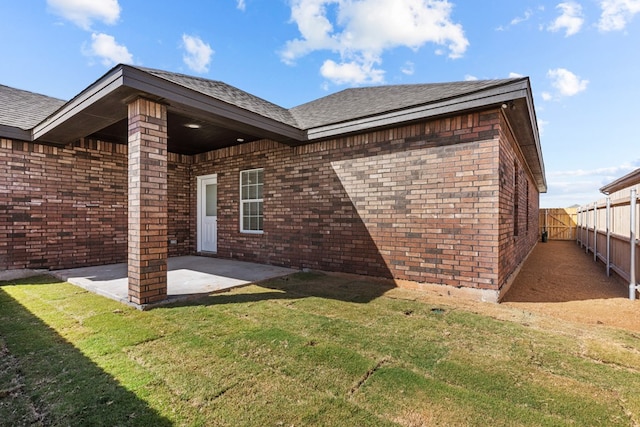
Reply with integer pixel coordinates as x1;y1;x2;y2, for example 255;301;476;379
1;107;539;295
167;153;191;257
497;111;540;288
0;139;128;270
0;138;192;271
191;111;508;291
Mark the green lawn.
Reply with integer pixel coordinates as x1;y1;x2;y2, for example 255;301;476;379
1;272;639;426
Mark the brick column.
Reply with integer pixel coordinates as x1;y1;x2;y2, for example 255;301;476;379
127;98;168;305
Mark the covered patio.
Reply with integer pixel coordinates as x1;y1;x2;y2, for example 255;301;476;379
32;65;304;307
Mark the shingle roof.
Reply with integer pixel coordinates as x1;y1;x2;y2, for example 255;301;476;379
0;84;66;130
0;67;520;134
132;66;300;128
132;68;520;131
289;79;520;129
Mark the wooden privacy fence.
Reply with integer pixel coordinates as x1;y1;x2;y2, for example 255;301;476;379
576;189;640;300
539;208;577;240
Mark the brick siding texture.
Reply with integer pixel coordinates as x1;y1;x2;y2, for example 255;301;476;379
497;111;540;287
0;138;128;270
127;98;168;304
191;110;532;291
1;107;540;294
0;137;191;272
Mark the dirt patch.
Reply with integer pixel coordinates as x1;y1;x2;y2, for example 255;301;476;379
501;240;640;332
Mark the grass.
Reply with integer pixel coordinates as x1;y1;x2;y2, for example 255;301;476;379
1;272;639;426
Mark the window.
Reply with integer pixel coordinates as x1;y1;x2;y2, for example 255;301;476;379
240;168;263;233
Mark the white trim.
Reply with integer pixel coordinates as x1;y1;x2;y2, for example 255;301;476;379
239;168;264;234
197;174;218;252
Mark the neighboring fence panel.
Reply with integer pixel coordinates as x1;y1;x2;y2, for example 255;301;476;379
539;208;577;240
577;189;639;299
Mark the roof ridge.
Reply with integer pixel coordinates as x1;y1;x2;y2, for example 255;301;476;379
129;65;301;128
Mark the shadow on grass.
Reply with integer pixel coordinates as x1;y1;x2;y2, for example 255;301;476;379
167;271;397;308
0;283;172;426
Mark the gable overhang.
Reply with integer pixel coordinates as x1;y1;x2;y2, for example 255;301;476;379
32;65;306;147
305;78;546;193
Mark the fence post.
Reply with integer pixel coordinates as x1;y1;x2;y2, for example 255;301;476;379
578;206;583;247
586;204;590;254
606;196;611;277
630;189;637;300
576;207;580;245
593;202;597;261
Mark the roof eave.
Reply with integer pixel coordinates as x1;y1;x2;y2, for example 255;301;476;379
32;65;126;143
32;64;306;145
120;66;305;143
0;124;32;142
600;168;640;195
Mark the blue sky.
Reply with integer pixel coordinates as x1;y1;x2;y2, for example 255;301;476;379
1;0;639;208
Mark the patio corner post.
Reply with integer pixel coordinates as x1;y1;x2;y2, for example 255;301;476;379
127;97;168;305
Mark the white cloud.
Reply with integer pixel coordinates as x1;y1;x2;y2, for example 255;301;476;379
401;61;415;75
510;9;534;26
84;32;133;66
547;68;588;97
541;91;553;101
47;0;120;30
509;72;524;78
182;34;214;73
464;74;478;81
548;161;640;178
548;2;584;36
496;8;533;31
541;160;640;207
236;0;246;11
537;119;549;136
281;0;469;85
598;0;640;31
320;58;385;84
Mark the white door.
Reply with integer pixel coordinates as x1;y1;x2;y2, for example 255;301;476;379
197;175;217;252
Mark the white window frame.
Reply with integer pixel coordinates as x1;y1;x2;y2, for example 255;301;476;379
240;168;264;234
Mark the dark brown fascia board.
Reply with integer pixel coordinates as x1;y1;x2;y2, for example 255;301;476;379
32;67;125;142
33;64;306;144
0;124;32;141
306;79;530;140
120;66;306;143
600;168;640;195
522;79;547;192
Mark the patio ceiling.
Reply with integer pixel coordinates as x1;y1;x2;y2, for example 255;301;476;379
86;111;266;155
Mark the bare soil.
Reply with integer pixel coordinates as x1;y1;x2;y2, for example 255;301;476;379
501;240;640;332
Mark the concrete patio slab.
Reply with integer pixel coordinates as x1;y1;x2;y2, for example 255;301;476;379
51;256;297;309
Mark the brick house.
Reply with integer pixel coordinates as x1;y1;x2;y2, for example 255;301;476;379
0;65;545;305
